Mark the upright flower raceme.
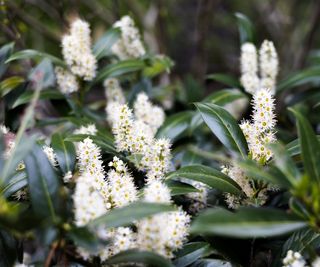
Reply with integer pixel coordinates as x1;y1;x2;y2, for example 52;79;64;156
240;40;279;94
112;15;146;60
281;250;320;267
136;180;190;258
62;19;97;81
55;67;79;94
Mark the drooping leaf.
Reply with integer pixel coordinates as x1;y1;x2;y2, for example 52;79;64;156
206;74;241;88
0;76;24;97
0;42;14;78
191;207;306;238
235;12;255;44
6;49;66;67
24;145;61;220
12;89;64;108
289;108;320;183
165;180;199;196
195;103;248;158
107;249;174;267
90;202;175;228
93;28;121;59
51;133;76;174
157;111;194;141
96;59;145;82
173;242;213;267
166;165;242;195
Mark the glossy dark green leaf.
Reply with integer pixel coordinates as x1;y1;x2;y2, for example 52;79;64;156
65;134;116;154
2;171;27;198
173;242;213;267
90;202;175;228
143;55;174;78
191;207;306;238
289;108;320;183
166;165;242;195
157;111;193;141
96;59;145;82
51;133;76;174
93;28;121;59
6;49;66;67
107;249;173;267
0;43;14;78
195;103;248;158
165;180;199;196
277;67;320;93
12;89;64;108
206;74;241;88
286;136;320;157
0;76;24;97
235;12;255;44
238;159;292;188
67;226;107;253
24;145;61;220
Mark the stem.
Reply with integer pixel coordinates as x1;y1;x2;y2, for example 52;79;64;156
45;240;59;267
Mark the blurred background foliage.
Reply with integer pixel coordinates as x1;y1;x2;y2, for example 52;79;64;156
2;0;320;87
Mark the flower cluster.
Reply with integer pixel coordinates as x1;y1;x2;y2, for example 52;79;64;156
112;15;146;60
74;124;97;136
240;40;278;94
55;66;79;94
43;145;58;166
186;181;209;213
282;250;320;267
62;19;97;81
136;180;190;258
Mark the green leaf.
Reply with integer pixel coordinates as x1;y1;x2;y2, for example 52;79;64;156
165;180;200;196
143;55;174;78
192;259;232;267
206;74;241;88
0;230;17;267
24;145;61;220
286;136;320;157
12;89;64;108
166;165;242;195
96;59;145;82
90;202;175;228
51;133;76;174
173;242;213;267
0;76;24;97
6;49;66;67
67;226;107;253
238;159;292;188
1;171;27;198
235;13;255;44
195;103;248;158
107;249;173;267
191;207;306;238
28;58;55;88
289;108;320;183
65;134;116;154
93;28;121;59
277;67;320;93
156;111;193;141
0;43;14;78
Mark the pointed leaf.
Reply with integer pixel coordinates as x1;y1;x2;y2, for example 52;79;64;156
0;76;24;97
191;207;306;238
166;165;242;195
195;103;248;158
0;42;14;78
206;74;241;88
165;180;200;196
93;28;121;59
235;13;255;44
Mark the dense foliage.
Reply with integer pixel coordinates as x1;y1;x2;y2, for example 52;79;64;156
1;4;320;267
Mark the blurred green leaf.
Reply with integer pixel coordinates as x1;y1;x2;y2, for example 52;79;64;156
191;207;306;238
166;165;242;195
286;136;320;157
28;58;55;88
6;49;66;67
289;108;320;183
206;74;241;88
96;59;145;82
12;89;64;108
203;88;246;105
195;103;248;158
143;55;174;78
24;145;61;220
93;28;121;59
0;43;14;79
0;76;24;97
90;202;175;228
173;242;213;267
0;230;17;267
192;259;233;267
51;133;76;174
235;13;255;44
107;249;174;267
165;180;199;196
1;171;27;198
157;111;193;142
